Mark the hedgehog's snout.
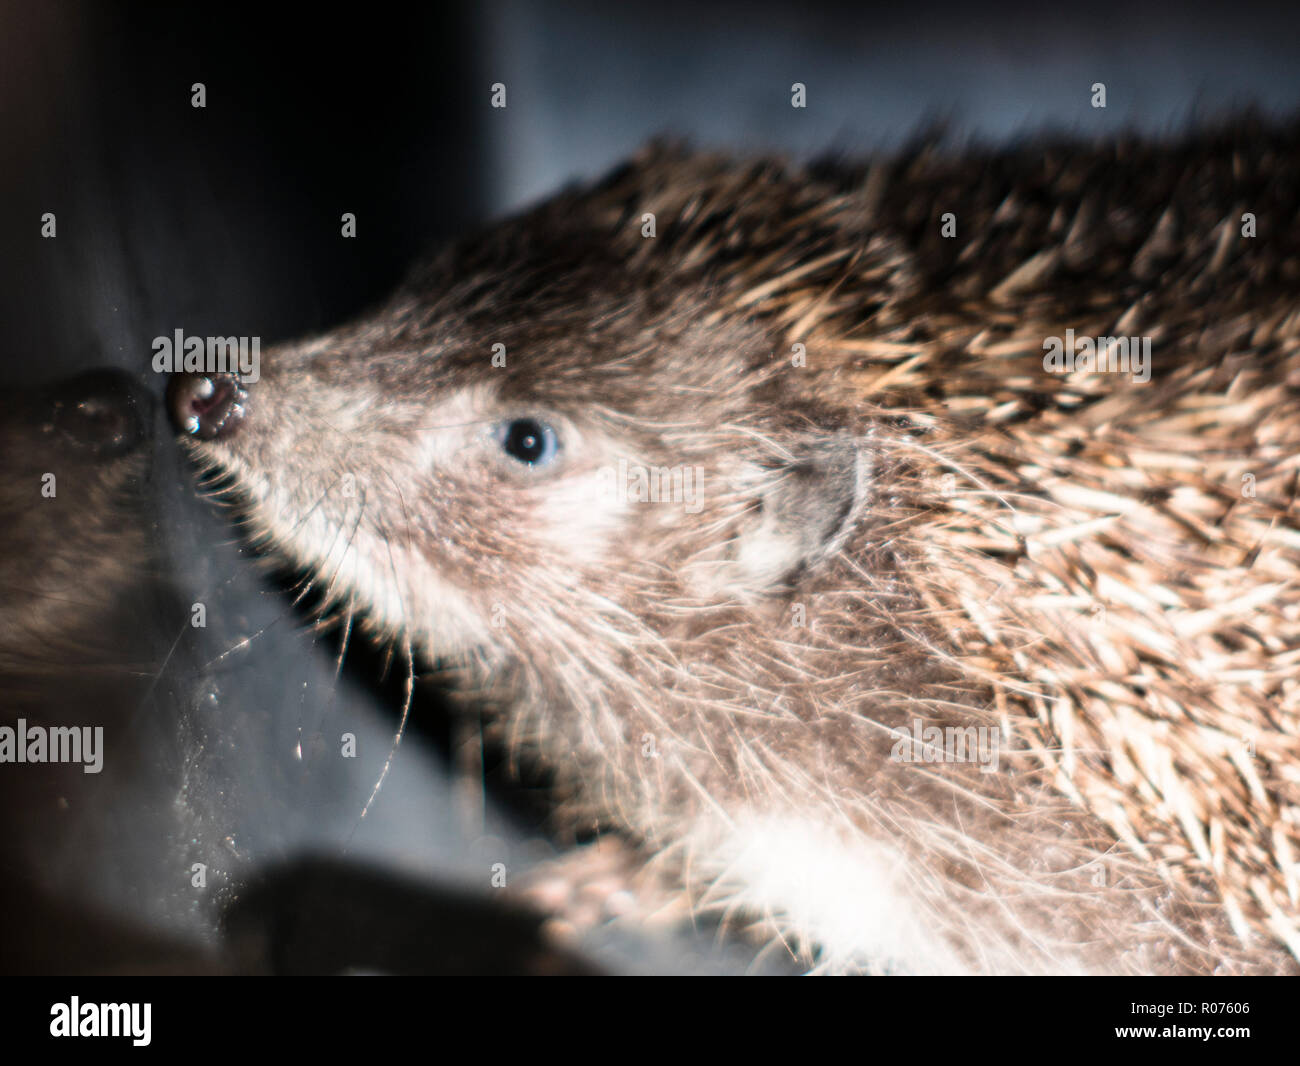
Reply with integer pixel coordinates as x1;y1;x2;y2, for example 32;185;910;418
167;371;247;441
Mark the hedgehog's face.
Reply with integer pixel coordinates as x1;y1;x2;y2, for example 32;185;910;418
169;229;867;667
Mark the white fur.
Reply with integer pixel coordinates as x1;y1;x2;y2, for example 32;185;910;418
709;815;972;974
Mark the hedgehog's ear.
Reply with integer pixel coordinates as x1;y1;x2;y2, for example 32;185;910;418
728;438;867;594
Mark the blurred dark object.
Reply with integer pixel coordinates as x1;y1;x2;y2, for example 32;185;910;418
224;859;601;976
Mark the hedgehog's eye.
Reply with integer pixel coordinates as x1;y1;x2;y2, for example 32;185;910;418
498;417;559;466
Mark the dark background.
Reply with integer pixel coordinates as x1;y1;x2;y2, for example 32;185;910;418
2;0;1299;974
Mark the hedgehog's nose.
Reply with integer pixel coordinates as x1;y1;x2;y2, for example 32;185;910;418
166;371;247;441
48;367;150;458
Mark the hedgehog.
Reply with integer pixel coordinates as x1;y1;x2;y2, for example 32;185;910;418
167;117;1300;975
